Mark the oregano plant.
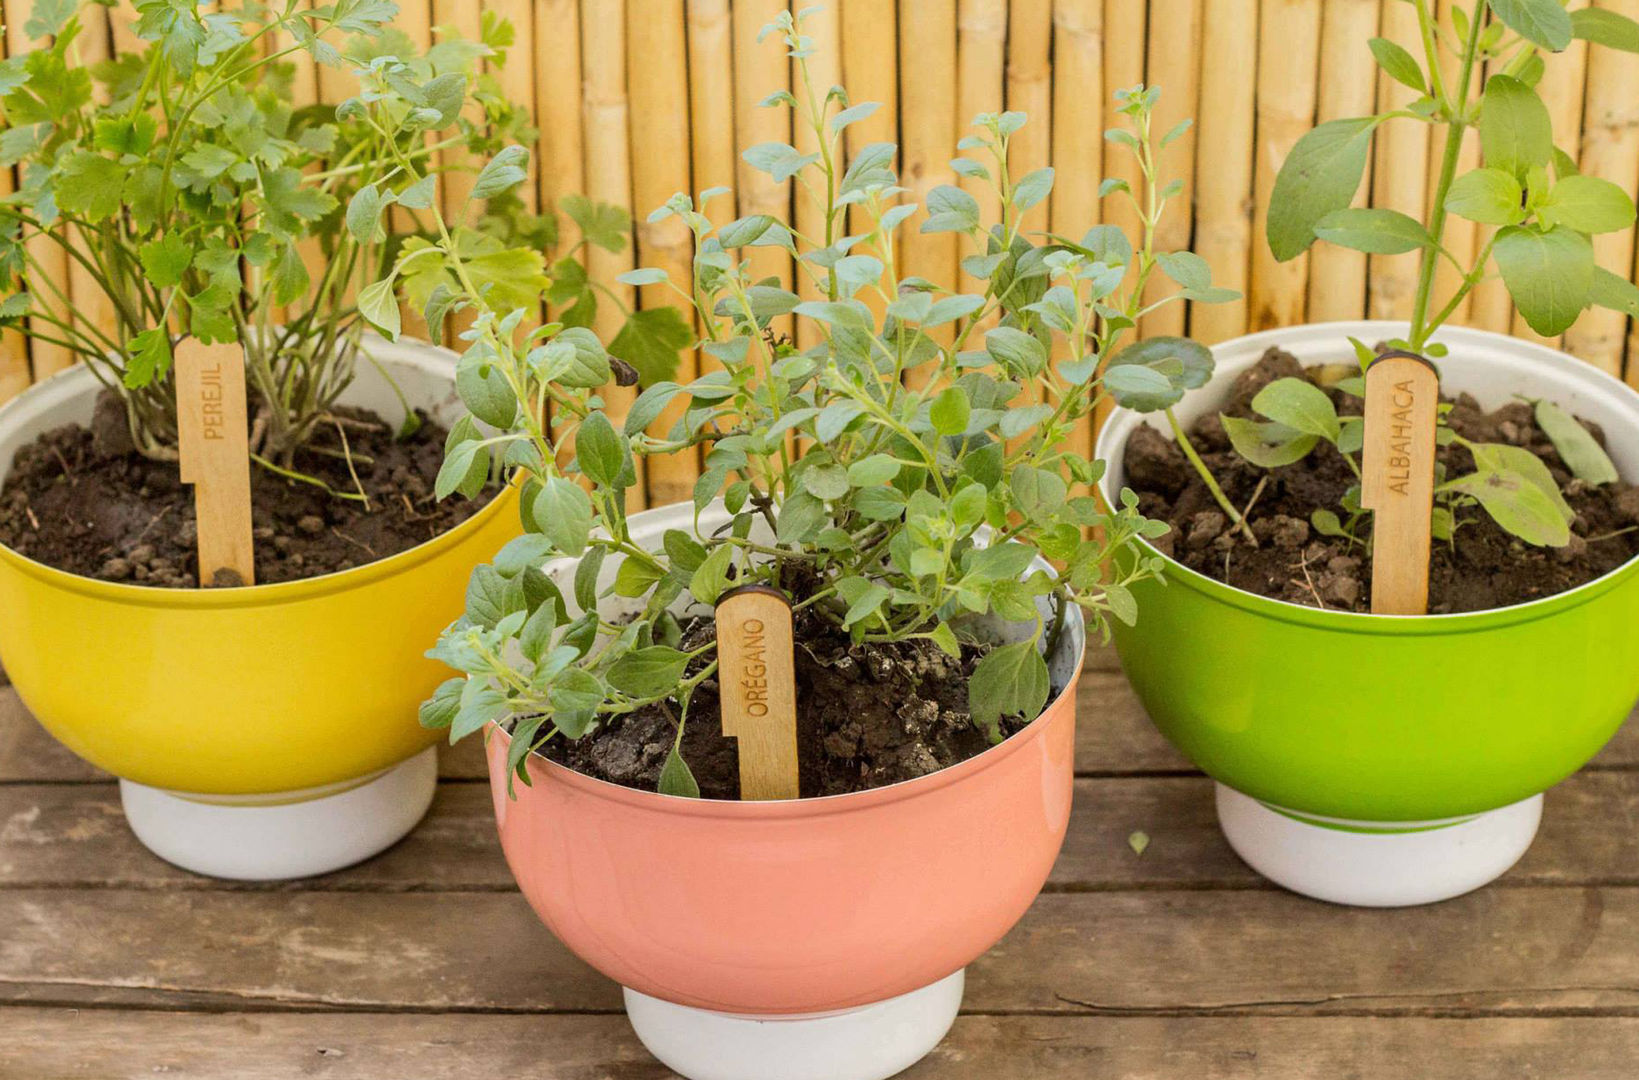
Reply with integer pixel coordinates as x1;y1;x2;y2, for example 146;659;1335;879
1111;0;1635;556
380;12;1236;796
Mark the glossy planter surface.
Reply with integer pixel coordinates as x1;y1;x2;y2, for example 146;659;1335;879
487;501;1084;1016
0;338;520;795
1096;321;1639;823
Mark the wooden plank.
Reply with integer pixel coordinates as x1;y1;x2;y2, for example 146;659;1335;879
14;884;1639;1013
1247;0;1321;331
16;767;1639;892
1189;0;1257;345
790;2;844;353
1304;0;1377;323
898;0;959;382
1051;0;1102;473
732;0;795;342
957;0;1005;290
9;1011;1639;1079
1425;0;1483;328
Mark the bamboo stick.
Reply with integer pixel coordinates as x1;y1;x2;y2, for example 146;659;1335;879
1305;0;1378;323
67;4;117;349
0;9;21;404
4;6;71;379
1139;0;1202;338
108;0;141;53
732;0;794;341
955;0;1004;297
1247;0;1322;331
433;2;484;347
1099;0;1146;251
488;0;538;215
627;0;697;507
535;0;586;217
1007;0;1054;237
899;0;959;383
1189;0;1257;344
582;0;645;509
386;0;433;342
1424;0;1482;329
1567;0;1639;376
842;0;899;239
791;3;842;350
1513;3;1589;348
1367;0;1430;320
1050;0;1102;473
688;0;735;376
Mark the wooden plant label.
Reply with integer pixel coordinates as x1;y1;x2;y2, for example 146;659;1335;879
714;585;799;800
175;339;255;587
1360;350;1439;615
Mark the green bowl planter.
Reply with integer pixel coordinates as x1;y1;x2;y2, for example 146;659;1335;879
1095;320;1639;906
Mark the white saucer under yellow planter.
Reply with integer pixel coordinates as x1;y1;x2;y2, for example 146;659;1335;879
0;338;519;879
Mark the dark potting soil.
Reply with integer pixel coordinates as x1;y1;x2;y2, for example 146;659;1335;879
537;606;1050;799
0;392;496;587
1125;347;1639;613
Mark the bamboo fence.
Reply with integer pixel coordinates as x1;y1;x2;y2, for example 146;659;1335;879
5;0;1639;511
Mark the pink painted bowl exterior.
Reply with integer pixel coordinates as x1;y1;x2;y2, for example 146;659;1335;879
485;663;1080;1016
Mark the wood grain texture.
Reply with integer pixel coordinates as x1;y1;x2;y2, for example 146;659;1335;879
715;587;800;799
13;1012;1639;1079
1361;353;1438;614
1139;0;1202;339
174;341;256;585
899;0;959;382
1248;0;1322;331
1305;0;1378;322
1366;0;1430;320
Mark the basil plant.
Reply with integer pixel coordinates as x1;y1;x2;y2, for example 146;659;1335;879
368;12;1209;795
1113;0;1638;552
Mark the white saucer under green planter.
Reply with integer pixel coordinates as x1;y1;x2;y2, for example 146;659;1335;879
1096;321;1639;907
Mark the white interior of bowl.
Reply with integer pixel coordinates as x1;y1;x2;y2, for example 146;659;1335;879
1097;320;1639;494
543;500;1088;691
0;334;462;488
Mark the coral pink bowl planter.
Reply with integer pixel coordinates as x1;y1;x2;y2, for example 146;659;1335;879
486;664;1078;1015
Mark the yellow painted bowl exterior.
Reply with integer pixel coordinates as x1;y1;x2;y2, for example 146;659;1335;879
0;341;517;795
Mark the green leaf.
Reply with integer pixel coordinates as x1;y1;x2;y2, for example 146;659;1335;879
1443;168;1525;226
534;477;593;557
1490;0;1573;51
1571;7;1639;52
984;326;1048;378
1156;251;1212;289
922;184;981;233
614;555;663;597
457;353;518;428
1536;174;1637;234
606;646;690;698
271;245;311;308
346;183;392;243
1011;167;1054;212
968;639;1050;740
1251;377;1339;440
552;327;615;388
561;193;631;253
517;601;559;665
1313;207;1431;254
1368;37;1425;92
1590;265;1639;318
847;454;900;487
138;235;193;289
122;327;172;389
451;682;509;742
419;678;464;729
609;307;691;386
1468;442;1574;523
1266;117;1377;261
1492;225;1594;336
1480;75;1553;178
1221;415;1320;467
358;278;402;340
658;745;700;797
1103;336;1215;413
466;564;522;629
927;622;961;659
435;437;488;500
1534;400;1619;486
576;410;627;487
929;385;971;435
776;490;826;543
689;545;734;606
1447;469;1571;547
471;145;531;201
54;151;126;222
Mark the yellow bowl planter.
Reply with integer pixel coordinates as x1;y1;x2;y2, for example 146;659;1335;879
0;338;518;879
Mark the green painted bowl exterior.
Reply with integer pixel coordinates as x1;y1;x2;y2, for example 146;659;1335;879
1096;321;1639;822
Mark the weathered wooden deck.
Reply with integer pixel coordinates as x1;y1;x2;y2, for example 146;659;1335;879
4;647;1639;1078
